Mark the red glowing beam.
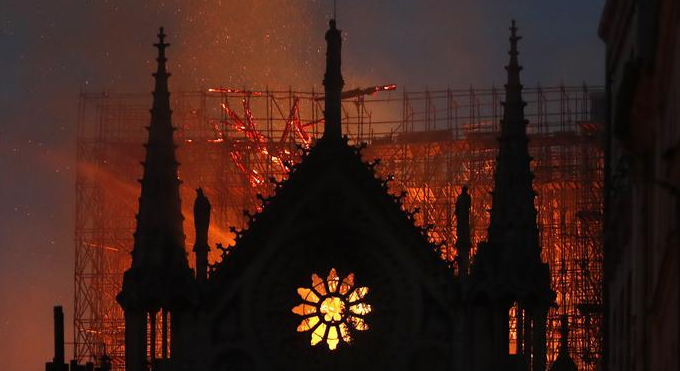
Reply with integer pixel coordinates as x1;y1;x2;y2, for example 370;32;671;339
314;84;398;101
219;98;293;187
207;87;264;96
280;97;312;147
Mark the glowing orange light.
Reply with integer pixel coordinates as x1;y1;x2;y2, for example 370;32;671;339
292;268;371;350
208;87;263;96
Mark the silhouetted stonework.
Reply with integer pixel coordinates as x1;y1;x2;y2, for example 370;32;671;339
600;1;680;370
549;315;578;371
42;306;112;371
471;20;555;371
455;186;472;276
118;20;553;371
116;27;195;371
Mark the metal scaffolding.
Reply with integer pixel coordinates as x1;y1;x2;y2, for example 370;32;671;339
75;85;604;370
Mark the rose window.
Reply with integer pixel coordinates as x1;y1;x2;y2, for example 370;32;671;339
292;268;372;350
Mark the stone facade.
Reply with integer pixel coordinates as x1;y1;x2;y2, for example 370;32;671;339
118;20;554;371
599;1;680;370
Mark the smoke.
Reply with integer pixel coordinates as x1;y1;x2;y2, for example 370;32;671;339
0;1;327;369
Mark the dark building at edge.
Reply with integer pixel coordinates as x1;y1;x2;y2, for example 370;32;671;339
599;0;680;370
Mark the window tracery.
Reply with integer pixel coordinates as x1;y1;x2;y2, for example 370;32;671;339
292;268;371;350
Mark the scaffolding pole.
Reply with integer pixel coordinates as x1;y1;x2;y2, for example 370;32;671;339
75;86;604;370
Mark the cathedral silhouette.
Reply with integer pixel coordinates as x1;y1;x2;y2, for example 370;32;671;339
115;20;567;371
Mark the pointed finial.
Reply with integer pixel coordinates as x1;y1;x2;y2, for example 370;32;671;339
154;27;170;65
158;27;166;44
322;17;344;139
155;27;170;51
152;26;171;93
509;20;521;56
505;19;523;91
559;314;570;352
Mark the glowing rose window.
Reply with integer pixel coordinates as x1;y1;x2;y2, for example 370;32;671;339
292;268;372;350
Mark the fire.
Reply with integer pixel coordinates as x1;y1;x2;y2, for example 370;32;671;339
76;86;603;369
208;88;264;96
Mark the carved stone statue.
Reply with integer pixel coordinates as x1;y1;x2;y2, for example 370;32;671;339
455;186;472;275
194;188;211;247
455;186;471;249
193;188;211;283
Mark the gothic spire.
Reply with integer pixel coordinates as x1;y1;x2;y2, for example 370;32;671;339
119;27;191;310
132;26;186;271
475;22;554;371
502;20;528;139
117;28;195;371
486;20;540;263
322;19;344;140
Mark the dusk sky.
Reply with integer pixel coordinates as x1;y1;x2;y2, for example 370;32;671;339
0;1;603;370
